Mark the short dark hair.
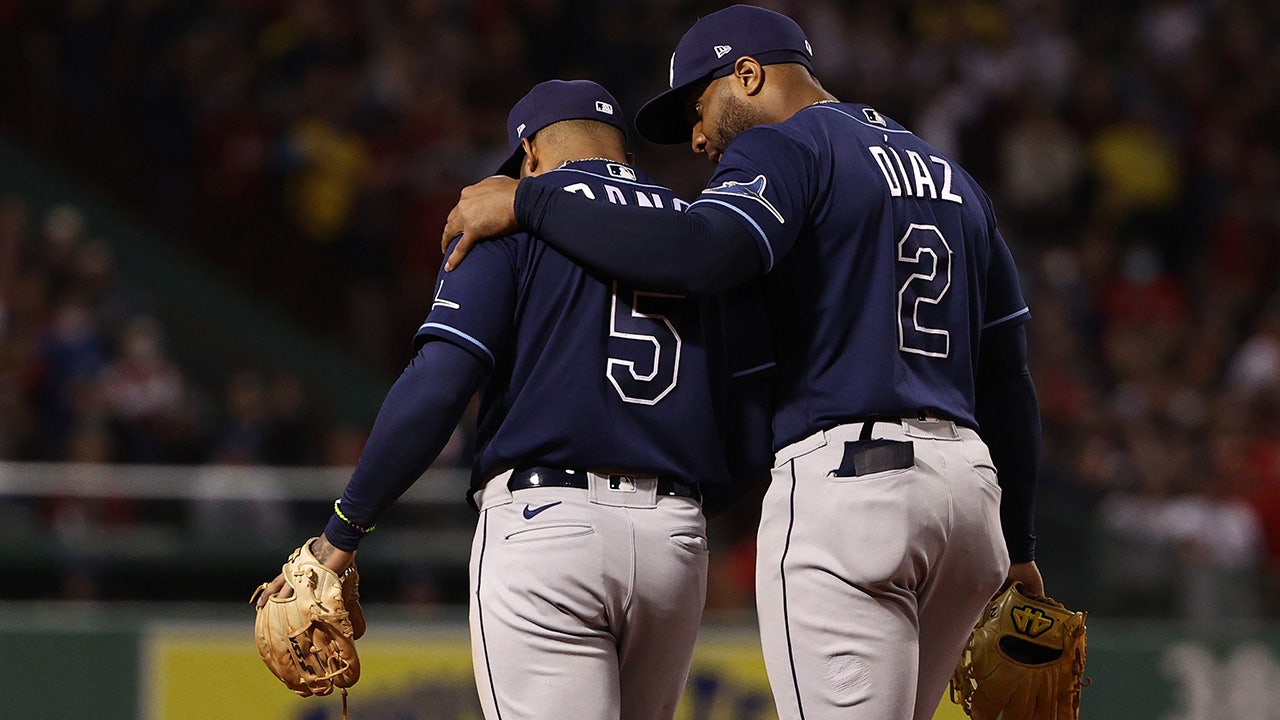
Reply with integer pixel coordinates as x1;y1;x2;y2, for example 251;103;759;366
534;118;625;146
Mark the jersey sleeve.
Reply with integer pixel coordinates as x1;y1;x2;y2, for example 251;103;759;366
978;192;1030;331
414;237;519;366
718;280;775;382
690;126;817;273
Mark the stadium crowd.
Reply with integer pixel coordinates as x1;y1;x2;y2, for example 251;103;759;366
1;0;1279;617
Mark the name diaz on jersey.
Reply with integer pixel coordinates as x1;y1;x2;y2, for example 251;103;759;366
867;144;964;204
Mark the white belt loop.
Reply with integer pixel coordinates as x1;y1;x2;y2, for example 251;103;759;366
902;417;960;440
474;470;516;510
773;430;829;467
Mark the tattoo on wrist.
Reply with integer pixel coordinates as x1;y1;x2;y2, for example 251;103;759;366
311;538;335;562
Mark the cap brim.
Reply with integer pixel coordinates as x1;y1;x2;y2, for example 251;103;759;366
496;147;524;178
635;85;696;145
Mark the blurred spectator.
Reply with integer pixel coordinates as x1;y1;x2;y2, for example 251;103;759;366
37;293;109;458
997;91;1085;231
262;371;320;466
101;314;188;461
213;369;269;463
1226;304;1280;397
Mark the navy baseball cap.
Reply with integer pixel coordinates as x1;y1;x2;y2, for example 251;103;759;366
635;5;814;145
497;79;629;178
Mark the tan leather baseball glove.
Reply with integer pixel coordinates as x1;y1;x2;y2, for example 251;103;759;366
251;538;365;711
950;581;1088;720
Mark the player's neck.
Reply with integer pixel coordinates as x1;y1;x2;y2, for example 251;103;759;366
539;142;627;172
783;87;838;118
771;73;838;121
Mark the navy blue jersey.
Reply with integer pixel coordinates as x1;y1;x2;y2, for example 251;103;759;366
418;160;771;492
692;103;1028;448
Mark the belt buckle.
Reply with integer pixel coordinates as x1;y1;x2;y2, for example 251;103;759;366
608;475;638;493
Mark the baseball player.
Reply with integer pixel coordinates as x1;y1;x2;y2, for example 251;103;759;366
258;79;773;720
442;6;1043;720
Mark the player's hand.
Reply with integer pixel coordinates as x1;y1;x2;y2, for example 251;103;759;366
1005;560;1044;597
253;536;356;609
441;175;521;271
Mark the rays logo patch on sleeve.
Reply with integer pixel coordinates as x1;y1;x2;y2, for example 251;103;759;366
702;174;784;223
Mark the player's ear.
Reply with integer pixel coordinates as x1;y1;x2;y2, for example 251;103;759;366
734;56;764;96
521;137;538;178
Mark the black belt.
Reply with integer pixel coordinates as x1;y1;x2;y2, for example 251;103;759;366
508;467;701;502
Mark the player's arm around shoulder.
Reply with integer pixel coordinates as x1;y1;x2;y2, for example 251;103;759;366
442;175;521;270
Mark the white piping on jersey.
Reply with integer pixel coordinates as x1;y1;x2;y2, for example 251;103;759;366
689;197;776;271
544;167;675;192
982;307;1030;330
732;361;776;379
418;322;495;365
432;278;460;309
811;104;914;134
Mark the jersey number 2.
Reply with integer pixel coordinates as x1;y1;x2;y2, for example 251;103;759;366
607;282;683;405
897;223;953;358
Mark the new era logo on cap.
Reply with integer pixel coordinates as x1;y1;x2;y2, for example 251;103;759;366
595;100;614;115
714;44;732;58
516;122;527;137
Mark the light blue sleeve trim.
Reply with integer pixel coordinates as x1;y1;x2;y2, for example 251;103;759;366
417;322;496;365
982;307;1030;330
731;362;776;379
689;197;776;271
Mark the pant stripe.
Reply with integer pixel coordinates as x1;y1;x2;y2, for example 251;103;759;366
476;510;503;719
781;460;806;718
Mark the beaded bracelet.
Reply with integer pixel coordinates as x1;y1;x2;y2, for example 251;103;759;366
333;499;376;535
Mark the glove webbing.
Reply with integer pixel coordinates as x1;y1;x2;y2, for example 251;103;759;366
290;615;356;717
251;582;355;720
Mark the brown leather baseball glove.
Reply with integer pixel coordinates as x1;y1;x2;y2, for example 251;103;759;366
251;538;365;712
950;581;1088;720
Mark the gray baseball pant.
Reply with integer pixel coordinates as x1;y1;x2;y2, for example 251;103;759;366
756;417;1010;720
469;471;709;720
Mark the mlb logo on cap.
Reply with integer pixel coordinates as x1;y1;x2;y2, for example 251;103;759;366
498;79;629;178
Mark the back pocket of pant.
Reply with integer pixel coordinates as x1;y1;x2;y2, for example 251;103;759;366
505;523;594;543
668;527;709;554
971;462;1001;492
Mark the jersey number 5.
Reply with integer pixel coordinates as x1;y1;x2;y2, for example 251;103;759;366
607;282;684;405
897;223;953;358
